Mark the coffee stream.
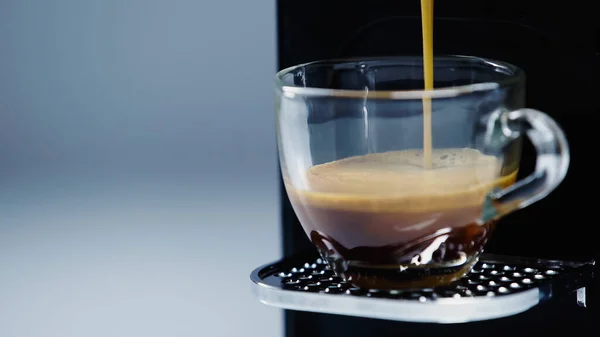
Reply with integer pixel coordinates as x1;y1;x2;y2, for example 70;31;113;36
420;0;434;169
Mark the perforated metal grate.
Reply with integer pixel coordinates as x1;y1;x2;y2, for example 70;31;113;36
275;258;561;300
251;253;594;323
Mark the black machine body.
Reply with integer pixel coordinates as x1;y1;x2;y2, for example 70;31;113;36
275;1;598;335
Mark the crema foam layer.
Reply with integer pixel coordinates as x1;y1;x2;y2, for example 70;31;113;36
289;148;516;213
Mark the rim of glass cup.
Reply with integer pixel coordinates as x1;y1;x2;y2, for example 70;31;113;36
275;55;524;100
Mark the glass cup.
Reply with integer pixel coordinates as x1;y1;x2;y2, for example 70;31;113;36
275;56;569;289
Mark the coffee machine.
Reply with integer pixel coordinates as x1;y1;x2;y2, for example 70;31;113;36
251;1;599;335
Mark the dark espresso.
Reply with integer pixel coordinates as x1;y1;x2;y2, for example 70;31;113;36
286;148;517;288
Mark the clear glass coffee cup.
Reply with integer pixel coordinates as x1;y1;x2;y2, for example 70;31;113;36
275;56;569;289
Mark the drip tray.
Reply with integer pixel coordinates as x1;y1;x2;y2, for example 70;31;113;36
250;253;594;323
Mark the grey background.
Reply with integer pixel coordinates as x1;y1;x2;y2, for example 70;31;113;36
0;1;281;336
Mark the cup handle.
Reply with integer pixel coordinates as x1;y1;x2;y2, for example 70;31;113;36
481;108;570;222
